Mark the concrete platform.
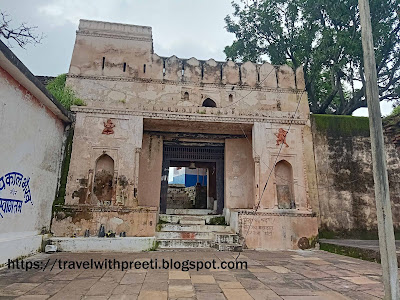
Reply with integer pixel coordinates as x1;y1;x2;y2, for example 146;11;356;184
49;237;156;252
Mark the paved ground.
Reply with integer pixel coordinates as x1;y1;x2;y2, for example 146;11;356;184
0;249;391;299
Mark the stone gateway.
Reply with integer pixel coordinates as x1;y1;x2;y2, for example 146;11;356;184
52;19;319;251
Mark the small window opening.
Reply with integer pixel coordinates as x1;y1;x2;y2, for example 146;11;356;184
123;62;126;72
229;94;233;102
143;64;146;73
184;92;189;101
220;65;223;81
239;66;242;82
201;63;204;79
257;71;260;82
163;60;166;76
202;98;216;107
102;57;105;70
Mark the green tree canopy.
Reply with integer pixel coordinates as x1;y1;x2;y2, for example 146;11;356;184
224;0;400;115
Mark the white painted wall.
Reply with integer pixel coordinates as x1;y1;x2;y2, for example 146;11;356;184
50;237;156;252
0;67;66;264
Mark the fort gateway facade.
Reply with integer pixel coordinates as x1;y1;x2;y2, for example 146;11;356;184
52;20;319;250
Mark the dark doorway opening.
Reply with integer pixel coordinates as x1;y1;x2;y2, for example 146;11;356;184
160;142;224;214
202;98;217;107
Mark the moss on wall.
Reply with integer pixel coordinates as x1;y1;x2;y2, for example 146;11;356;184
312;114;370;137
53;126;74;211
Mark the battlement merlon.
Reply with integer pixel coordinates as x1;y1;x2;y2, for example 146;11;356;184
69;19;306;91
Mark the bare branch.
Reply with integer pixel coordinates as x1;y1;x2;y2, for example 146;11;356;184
0;11;44;49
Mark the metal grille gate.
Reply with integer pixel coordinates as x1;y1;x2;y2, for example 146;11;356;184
160;143;225;214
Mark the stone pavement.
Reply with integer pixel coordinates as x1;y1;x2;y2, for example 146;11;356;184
0;249;390;299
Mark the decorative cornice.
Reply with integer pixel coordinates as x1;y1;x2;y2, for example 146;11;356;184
71;106;308;125
67;74;304;94
77;30;153;42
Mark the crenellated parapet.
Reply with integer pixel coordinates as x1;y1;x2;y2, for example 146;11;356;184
69;19;305;90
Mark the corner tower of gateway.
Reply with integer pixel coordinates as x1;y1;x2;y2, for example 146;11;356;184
52;19;319;251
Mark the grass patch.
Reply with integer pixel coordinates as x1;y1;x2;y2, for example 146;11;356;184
47;74;86;109
207;216;226;225
319;229;381;240
146;240;160;251
320;243;380;263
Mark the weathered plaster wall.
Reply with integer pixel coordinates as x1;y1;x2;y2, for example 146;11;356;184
66;20;309;121
0;66;65;262
312;115;400;235
68;21;304;92
225;138;254;209
252;121;311;211
238;212;318;250
137;133;163;207
53;112;155;238
65;113;143;206
52;207;157;237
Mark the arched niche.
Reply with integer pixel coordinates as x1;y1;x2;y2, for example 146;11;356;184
184;92;189;101
275;160;295;209
202;98;216;107
93;154;115;203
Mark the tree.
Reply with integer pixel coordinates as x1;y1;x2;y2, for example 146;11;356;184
224;0;400;115
0;11;43;48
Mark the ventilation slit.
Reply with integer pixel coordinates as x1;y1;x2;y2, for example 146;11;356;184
143;64;146;73
163;60;166;76
102;57;105;70
123;62;126;72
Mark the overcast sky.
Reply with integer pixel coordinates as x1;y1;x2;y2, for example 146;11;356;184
1;0;394;116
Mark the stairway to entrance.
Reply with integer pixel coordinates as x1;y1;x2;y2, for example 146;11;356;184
156;209;242;251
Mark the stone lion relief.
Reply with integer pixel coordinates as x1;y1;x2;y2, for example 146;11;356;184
102;119;115;135
275;128;289;147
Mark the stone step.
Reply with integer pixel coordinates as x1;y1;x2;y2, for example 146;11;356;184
158;224;232;233
179;217;205;225
213;243;243;252
166;209;215;215
156;231;215;240
215;233;239;244
158;239;213;249
159;214;223;224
